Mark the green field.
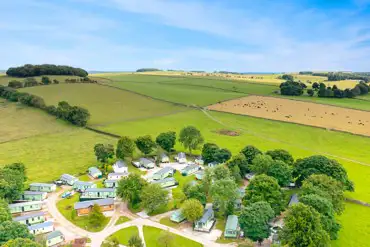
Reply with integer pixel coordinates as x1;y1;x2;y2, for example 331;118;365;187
332;203;370;247
0;99;72;143
56;193;110;232
115;216;131;225
104;226;139;246
20;83;186;126
143;226;203;247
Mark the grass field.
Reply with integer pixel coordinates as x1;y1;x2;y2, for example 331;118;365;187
0;99;72;143
115;216;131;225
104;226;139;246
20;83;185;126
0;75;84;85
56;193;110;232
98;109;370;203
0;128;114;183
332;203;370;247
143;226;203;247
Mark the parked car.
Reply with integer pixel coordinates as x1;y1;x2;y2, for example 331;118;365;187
54;180;63;186
132;161;141;168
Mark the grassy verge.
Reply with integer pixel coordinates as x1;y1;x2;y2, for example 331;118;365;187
143;226;203;247
103;226;139;246
56;193;110;232
159;216;180;228
115;216;131;225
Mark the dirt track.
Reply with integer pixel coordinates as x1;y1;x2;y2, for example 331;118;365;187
208;96;370;137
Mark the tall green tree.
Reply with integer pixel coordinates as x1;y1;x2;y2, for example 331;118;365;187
240;145;262;163
249;154;274;174
135;135;156;155
214;148;232;163
293;155;353;191
183;183;207;205
201;143;219;164
41;76;51;85
267;160;292;187
116;136;135;159
300;194;340;240
2;238;42;247
128;235;144;247
141;184;168;213
155;131;176;152
279;203;330;247
0;163;27;202
116;174;147;206
181;199;204;222
0;221;34;245
0;200;11;223
89;204;106;227
265;149;294;165
239;201;275;244
210;179;238;216
227;153;249;176
300;174;345;214
243;174;284;215
179;126;204;154
94;143;114;163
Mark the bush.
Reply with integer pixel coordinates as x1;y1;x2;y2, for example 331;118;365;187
8;80;23;89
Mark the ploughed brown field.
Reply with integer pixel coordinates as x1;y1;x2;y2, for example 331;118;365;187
208;96;370;137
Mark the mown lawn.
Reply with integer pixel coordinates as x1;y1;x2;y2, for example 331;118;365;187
159;216;180;228
56;193;110;232
115;216;131;225
20;83;186;126
143;226;203;247
0;100;72;143
104;226;139;246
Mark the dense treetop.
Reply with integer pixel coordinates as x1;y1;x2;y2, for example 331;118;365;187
6;64;88;77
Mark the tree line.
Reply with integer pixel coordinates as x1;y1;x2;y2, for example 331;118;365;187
7;76;97;89
136;68;161;72
0;85;90;126
6;64;88;77
280;78;370;98
327;72;369;82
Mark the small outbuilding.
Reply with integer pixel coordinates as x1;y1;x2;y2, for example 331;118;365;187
46;230;64;247
104;179;119;188
74;198;115;216
176;152;187;164
288;194;299;207
140;158;155;169
28;221;54;235
181;164;200;176
170;209;186;223
194;206;215;232
152;177;178;188
207;162;220;168
160;153;170;163
244;173;255;181
195;156;204;165
112;160;128;173
195;171;204;180
224;215;240;238
29;183;56;192
13;211;46;226
80;188;116;201
73;181;97;192
9;201;43;214
88;167;102;179
19;191;47;201
152;167;175;180
60;174;78;186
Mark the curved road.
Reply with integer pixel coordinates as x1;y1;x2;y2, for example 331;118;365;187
46;191;234;247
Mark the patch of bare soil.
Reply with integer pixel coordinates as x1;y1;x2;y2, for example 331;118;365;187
215;129;241;136
208;96;370;137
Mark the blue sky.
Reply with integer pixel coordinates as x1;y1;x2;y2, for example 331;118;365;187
1;0;370;72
